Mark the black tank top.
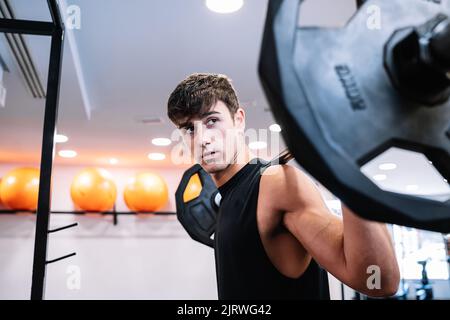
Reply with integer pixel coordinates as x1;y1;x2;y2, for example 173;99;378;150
214;158;330;300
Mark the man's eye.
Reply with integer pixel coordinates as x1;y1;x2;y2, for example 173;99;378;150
186;126;194;134
206;118;218;126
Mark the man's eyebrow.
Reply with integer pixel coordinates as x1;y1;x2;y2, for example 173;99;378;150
200;111;221;118
178;111;221;129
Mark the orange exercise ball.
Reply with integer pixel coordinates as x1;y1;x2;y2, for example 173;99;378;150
124;172;169;212
0;167;40;210
70;168;117;212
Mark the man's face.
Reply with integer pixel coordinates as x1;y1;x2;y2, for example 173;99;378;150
178;101;245;173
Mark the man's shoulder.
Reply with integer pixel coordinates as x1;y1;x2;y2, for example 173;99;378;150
260;164;305;192
259;163;320;212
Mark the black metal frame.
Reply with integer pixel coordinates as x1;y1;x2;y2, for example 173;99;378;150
0;210;176;226
0;0;67;300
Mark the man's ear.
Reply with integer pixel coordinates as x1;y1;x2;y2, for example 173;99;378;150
234;107;246;131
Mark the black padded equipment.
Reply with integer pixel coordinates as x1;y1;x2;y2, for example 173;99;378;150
175;150;294;247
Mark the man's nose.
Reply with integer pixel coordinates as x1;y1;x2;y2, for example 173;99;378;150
195;125;214;147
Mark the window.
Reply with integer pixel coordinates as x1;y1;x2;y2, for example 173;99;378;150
392;225;449;280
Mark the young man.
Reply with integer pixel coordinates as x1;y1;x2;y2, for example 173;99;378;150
167;73;400;300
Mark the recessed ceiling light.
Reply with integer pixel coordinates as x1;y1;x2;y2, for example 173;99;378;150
206;0;244;14
152;138;172;146
373;174;387;181
54;134;68;143
269;124;281;133
58;150;77;158
109;158;118;165
406;184;419;191
148;152;166;161
378;163;397;171
249;141;267;150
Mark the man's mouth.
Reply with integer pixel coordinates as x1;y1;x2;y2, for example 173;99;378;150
202;151;219;161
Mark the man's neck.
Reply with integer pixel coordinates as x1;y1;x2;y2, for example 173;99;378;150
212;146;256;188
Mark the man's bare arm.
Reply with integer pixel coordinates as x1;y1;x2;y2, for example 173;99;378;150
261;165;400;297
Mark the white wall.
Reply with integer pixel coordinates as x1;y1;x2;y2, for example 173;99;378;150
0;214;217;300
0;163;343;299
0;163;218;299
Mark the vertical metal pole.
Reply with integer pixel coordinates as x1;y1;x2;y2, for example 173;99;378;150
356;0;366;8
30;26;64;300
113;203;118;225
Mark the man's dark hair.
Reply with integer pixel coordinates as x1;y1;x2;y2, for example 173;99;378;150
167;73;240;127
